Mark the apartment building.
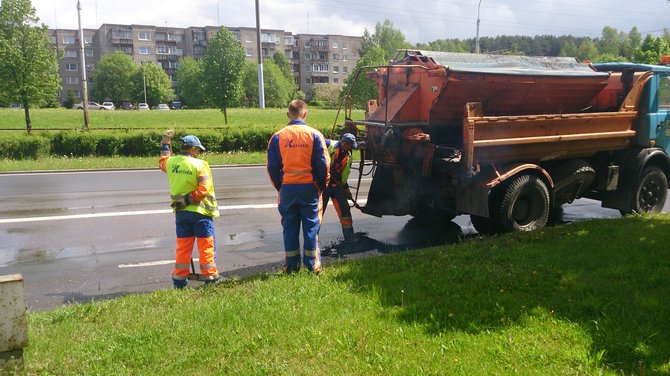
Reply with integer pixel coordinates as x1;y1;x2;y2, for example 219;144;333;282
48;24;362;103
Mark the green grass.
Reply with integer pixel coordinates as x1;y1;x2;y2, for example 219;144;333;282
24;213;670;375
0;152;267;171
0;107;360;132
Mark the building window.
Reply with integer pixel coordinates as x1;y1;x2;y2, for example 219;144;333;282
342;42;348;49
84;36;93;44
65;63;77;71
86;64;95;71
85;48;94;57
305;39;312;47
305;65;311;72
332;41;339;49
343;66;349;73
64;49;77;58
66;76;79;84
333;78;339;84
138;32;151;41
332;53;339;61
304;53;312;60
285;36;295;46
246;48;253;57
157;45;170;55
139;47;151;54
342;54;348;61
174;48;183;56
318;52;327;60
306;78;311;84
156;33;166;41
171;34;182;43
112;30;132;39
317;39;328;47
312;63;328;72
261;33;278;44
333;66;339;74
63;36;75;44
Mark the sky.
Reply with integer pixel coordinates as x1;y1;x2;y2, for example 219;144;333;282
32;0;669;45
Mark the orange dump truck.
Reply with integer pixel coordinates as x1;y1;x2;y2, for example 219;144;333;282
338;50;670;233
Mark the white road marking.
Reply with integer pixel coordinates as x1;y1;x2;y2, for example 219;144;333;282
0;200;367;224
118;258;199;268
0;203;276;224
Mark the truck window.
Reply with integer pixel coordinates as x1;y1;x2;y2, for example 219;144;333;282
660;76;670;109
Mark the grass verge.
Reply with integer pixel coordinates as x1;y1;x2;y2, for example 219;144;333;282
1;152;266;172
25;213;670;375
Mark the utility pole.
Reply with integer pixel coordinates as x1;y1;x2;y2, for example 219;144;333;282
475;0;482;54
255;0;265;109
77;0;90;129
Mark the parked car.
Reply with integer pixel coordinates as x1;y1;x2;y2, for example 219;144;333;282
156;103;170;110
120;102;133;110
9;103;23;109
137;103;149;110
101;102;115;110
171;100;182;110
73;101;103;110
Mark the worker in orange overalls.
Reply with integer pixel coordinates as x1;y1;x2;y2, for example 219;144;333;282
159;131;221;288
322;133;358;241
266;100;330;273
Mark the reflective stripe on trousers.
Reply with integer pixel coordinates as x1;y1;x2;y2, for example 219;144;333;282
172;211;219;279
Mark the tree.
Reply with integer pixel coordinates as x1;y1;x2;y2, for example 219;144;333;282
632;34;670;64
272;52;302;100
599;26;622;56
202;26;245;124
340;45;386;109
91;51;135;104
0;0;60;132
175;56;207;108
174;56;207;108
132;62;173;107
558;40;579;57
240;60;293;108
576;38;599;61
359;19;412;61
311;83;342;108
622;27;642;60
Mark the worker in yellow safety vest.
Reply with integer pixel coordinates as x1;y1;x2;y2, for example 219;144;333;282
159;130;221;288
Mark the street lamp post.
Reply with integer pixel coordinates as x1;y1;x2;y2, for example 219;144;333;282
475;0;482;54
76;0;90;129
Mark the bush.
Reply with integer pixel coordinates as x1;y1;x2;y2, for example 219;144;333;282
0;133;51;159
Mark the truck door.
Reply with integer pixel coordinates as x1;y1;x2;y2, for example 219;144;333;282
654;74;670;152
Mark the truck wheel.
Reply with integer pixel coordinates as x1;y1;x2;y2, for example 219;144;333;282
498;174;550;232
629;167;668;214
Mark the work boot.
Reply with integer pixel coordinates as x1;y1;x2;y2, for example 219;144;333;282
172;278;188;289
343;227;357;242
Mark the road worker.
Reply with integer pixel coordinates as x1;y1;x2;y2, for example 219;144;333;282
159;131;221;288
323;133;358;241
266;100;330;273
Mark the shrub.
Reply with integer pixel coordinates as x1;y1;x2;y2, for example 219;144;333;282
0;133;51;159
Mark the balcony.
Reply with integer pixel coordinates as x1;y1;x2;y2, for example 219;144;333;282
111;38;133;45
310;70;330;77
157;54;178;61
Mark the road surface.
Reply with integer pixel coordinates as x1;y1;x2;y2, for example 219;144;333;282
0;165;664;311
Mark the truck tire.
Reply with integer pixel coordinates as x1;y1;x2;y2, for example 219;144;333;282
498;174;550;232
628;167;668;214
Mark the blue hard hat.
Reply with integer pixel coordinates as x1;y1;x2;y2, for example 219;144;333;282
182;135;205;151
341;133;357;148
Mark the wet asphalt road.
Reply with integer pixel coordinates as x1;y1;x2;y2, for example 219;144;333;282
0;165;667;311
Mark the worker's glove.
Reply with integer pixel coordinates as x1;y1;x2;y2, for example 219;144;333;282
171;195;190;210
161;129;175;144
344;187;353;200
